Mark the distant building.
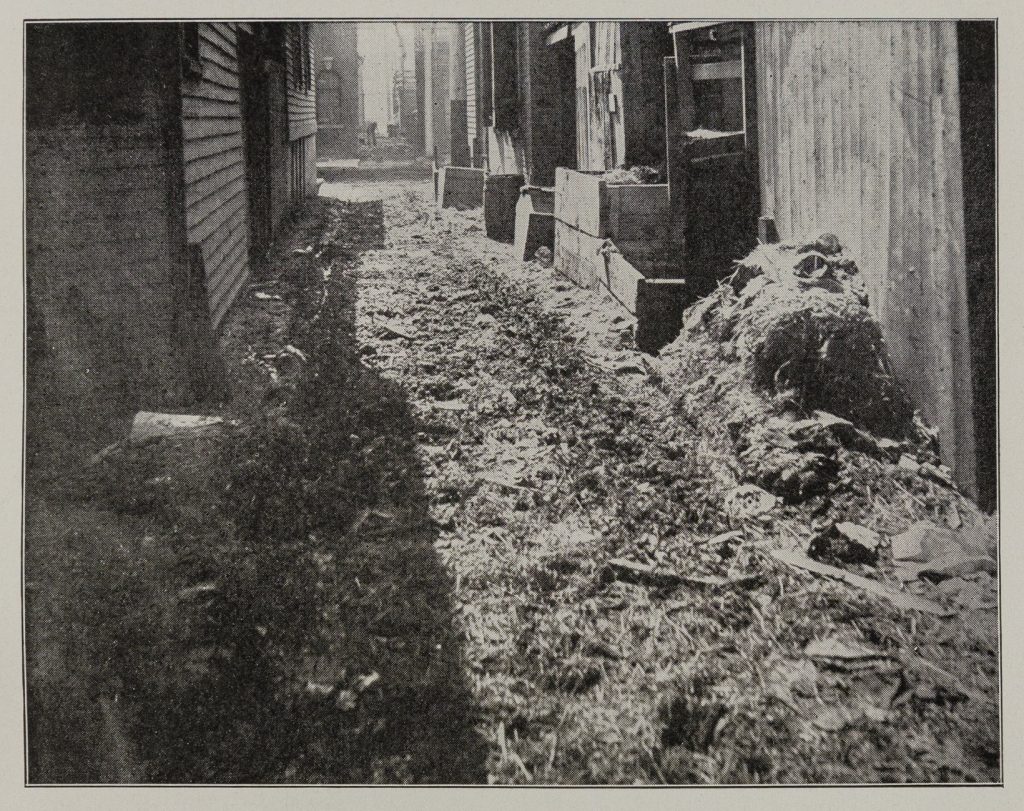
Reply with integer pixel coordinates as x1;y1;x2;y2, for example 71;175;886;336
312;23;360;159
26;22;317;430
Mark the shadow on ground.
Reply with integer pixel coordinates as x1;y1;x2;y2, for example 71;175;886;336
25;198;487;783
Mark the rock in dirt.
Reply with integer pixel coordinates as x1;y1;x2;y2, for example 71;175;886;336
725;484;778;520
890;521;990;564
835;522;881;552
808;522;879;566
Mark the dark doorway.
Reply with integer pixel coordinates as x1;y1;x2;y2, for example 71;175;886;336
668;22;760;287
958;21;997;511
544;35;578;182
238;31;274;271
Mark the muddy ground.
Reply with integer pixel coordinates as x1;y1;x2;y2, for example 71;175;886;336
24;168;999;784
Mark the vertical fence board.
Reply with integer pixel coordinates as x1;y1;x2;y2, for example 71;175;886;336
754;20;975;494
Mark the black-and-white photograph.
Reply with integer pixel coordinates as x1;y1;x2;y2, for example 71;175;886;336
23;16;998;786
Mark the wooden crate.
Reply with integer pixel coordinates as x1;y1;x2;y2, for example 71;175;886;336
554;167;671;243
437;166;485;210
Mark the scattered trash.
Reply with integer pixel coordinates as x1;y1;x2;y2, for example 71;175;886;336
898;454;921;473
916;553;997;581
428;399;469;411
600;165;661;185
305;681;334;699
919;461;955;488
355;671;380;692
603;558;683;590
770;549;952;616
804;637;888;663
891;520;989;564
177;582;217;601
378;319;417;340
88;441;122;465
280;344;309;363
128;411;224;443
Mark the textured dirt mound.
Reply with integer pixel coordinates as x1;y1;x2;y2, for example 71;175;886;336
687;242;913;437
737;283;913;436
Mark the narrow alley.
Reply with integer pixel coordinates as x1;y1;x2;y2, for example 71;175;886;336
23;19;1000;791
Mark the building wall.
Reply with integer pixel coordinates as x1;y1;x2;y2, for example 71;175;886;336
570;22;672;172
754;20;977;496
621;23;673;170
425;23;456;164
468;23;577;184
26;23;192;420
287;22;318;199
312;23;359;159
523;24;577;185
182;22;255;329
464;24;479;161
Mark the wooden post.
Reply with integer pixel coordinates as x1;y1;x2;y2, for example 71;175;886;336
758;215;780;244
663;57;688;275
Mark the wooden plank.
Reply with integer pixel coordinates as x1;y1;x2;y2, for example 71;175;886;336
602;250;645;312
514;191;555;260
554;219;605;289
770;549;952;616
186;175;246;233
183;132;243;162
692;60;742;81
184;117;243;140
554;167;608;237
182;95;241;120
607;183;669;242
751;21;976;494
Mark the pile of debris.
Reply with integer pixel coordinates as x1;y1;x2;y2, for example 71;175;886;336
600;165;663;185
659;235;996;601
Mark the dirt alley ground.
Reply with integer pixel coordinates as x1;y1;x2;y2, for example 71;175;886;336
311;172;1000;783
24;166;999;785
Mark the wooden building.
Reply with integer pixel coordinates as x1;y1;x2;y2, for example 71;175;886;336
462;22;576;185
662;20;995;504
26;22;318;432
539;22;674;175
312;23;360;159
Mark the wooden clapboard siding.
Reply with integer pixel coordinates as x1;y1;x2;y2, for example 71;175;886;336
182;22;250;329
287;23;317;142
754;20;976;495
465;23;477;148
